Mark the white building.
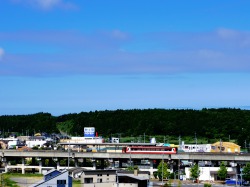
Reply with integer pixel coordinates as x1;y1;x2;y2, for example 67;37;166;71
60;136;105;144
80;169;149;187
185;166;237;181
26;136;48;148
179;141;211;152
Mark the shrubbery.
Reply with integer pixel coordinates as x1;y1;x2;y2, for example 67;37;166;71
204;183;212;187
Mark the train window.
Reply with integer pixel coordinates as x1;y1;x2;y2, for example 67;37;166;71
211;146;216;150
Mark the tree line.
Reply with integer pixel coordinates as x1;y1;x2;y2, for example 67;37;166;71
0;108;250;146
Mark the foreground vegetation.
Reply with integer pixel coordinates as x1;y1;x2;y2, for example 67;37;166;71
0;108;250;146
0;173;81;187
0;173;42;187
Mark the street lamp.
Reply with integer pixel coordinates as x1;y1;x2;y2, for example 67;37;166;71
116;170;119;187
68;142;70;169
195;132;197;152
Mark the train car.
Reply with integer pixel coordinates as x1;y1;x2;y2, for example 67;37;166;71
122;146;177;154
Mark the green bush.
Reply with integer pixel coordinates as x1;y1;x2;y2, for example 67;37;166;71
204;183;212;187
169;172;174;179
178;180;182;187
153;171;158;179
167;179;172;187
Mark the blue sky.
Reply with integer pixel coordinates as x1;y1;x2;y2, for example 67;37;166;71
1;0;250;116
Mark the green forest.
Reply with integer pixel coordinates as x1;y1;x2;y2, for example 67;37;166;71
0;108;250;147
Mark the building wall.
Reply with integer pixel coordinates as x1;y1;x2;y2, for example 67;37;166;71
26;140;47;148
37;171;72;187
211;142;240;153
82;183;137;187
81;171;116;186
180;144;211;152
185;167;237;181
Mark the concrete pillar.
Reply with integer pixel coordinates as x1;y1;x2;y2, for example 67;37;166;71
74;158;78;167
149;160;154;178
39;160;42;174
2;158;8;173
92;160;96;170
56;161;60;170
21;158;25;174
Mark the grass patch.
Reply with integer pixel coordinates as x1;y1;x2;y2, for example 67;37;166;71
1;173;43;187
4;172;43;177
1;173;19;187
73;179;81;187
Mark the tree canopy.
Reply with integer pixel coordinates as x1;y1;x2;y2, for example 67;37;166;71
217;161;228;180
190;163;200;180
0;108;250;146
243;163;250;181
157;160;170;180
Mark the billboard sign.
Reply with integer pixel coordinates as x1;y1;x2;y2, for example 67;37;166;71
84;127;95;137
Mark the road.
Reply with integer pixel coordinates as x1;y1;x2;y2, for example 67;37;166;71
10;177;43;187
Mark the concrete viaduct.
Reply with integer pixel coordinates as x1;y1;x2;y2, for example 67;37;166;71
1;150;249;174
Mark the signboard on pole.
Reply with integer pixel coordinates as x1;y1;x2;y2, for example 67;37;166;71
84;127;95;137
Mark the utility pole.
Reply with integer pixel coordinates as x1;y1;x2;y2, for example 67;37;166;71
162;153;164;186
116;170;119;187
220;139;222;152
195;132;197;152
179;135;181;147
68;142;70;169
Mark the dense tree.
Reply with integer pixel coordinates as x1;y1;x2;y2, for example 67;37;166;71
190;163;200;180
217;161;228;180
243;163;250;181
157;160;170;180
0;108;250;147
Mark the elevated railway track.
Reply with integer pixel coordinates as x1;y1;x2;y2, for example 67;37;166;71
1;150;249;175
1;150;249;161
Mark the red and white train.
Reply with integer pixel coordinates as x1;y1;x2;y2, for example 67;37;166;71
122;146;177;154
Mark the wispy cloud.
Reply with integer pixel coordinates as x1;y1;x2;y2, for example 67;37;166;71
0;48;4;61
1;28;250;76
10;0;76;10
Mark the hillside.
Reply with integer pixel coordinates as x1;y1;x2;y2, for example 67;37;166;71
0;108;249;146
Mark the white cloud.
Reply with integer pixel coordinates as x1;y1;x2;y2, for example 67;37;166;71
34;0;61;9
2;28;250;76
10;0;76;10
111;30;128;40
0;48;4;61
217;28;239;39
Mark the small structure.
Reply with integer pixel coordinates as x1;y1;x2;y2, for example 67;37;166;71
80;169;117;186
110;137;119;143
30;169;72;187
80;169;149;187
0;137;24;149
26;136;48;148
211;142;240;153
185;166;237;181
179;141;211;152
68;167;87;179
